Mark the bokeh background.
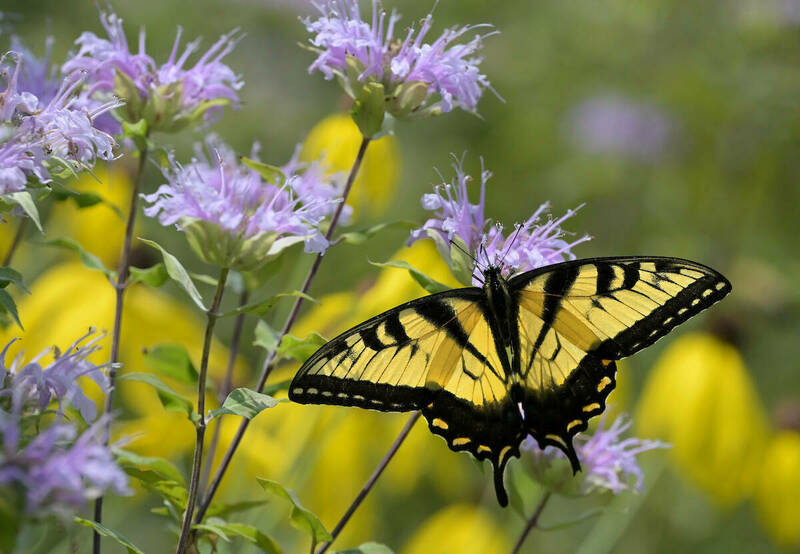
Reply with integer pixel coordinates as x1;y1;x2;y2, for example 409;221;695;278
2;0;800;552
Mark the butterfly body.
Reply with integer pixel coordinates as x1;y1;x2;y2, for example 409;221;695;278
289;256;731;506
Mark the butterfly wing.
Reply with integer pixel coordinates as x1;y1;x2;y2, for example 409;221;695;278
290;288;525;505
509;256;732;470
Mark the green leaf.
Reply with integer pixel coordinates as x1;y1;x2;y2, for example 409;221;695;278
129;263;169;287
369;259;451;294
41;238;114;278
0;289;22;330
208;388;282;420
121;118;148;151
5;191;42;232
73;517;144;554
145;480;188;510
139;238;205;310
192;522;231;542
119;372;193;417
0;267;27;291
276;332;328;363
113;447;185;485
350;81;386;138
336;221;416;246
254;320;279;352
241;157;286;186
337;543;395;554
142;344;198;384
205;499;267;519
211;520;282;554
257;478;332;548
220;290;316;318
448;235;477;287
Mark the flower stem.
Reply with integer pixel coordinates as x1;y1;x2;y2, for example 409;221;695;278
315;411;421;554
199;289;249;494
92;144;149;554
193;135;371;525
176;266;230;554
510;490;553;554
2;217;27;266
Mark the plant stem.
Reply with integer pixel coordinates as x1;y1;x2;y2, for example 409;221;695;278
92;145;149;554
510;490;553;554
199;289;249;495
2;217;27;266
315;411;421;554
176;266;230;554
193;135;371;525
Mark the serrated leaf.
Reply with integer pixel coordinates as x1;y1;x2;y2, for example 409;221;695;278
257;478;331;548
213;520;282;554
139;238;205;310
74;517;144;554
119;372;193;417
208;388;282;420
41;238;113;278
276;332;328;363
241;157;285;186
5;191;42;231
220;290;316;318
113;447;185;485
369;259;451;294
336;221;416;245
0;289;22;329
337;543;395;554
254;320;279;352
0;267;27;291
142;344;198;384
129;263;169;287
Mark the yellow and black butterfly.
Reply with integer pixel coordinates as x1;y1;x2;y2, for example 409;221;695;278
289;256;731;506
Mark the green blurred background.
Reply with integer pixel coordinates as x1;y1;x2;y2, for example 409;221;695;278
3;0;800;552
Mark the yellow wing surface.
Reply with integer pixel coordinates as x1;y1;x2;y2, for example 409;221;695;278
290;256;732;506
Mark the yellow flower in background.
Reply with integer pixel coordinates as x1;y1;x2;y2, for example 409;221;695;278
401;504;510;554
0;262;248;461
47;163;135;268
635;332;769;506
754;430;800;547
301;113;400;218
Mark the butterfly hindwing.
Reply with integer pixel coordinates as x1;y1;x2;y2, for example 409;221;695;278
290;288;527;505
509;256;731;469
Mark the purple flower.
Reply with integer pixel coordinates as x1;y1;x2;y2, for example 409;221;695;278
143;136;344;268
566;94;674;162
523;414;669;495
408;156;590;285
304;0;496;117
282;145;350;225
1;329;111;423
62;9;242;133
0;418;130;516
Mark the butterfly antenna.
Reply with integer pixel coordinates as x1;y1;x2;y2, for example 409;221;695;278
499;223;524;268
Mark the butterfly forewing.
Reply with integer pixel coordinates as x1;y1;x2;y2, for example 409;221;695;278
509;256;731;470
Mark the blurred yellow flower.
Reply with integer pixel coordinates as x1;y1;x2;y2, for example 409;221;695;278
301;113;401;218
754;430;800;547
401;504;510;554
0;262;248;461
47;163;135;268
635;333;769;506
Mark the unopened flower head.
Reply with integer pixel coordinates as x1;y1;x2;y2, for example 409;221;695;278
408;156;590;285
0;418;129;516
304;0;496;119
143;136;344;269
523;414;669;495
0;329;111;423
62;9;242;134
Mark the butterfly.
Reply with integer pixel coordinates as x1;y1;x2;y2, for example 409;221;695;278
289;256;731;506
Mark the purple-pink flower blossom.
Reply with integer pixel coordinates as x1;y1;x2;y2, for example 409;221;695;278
143;136;346;266
62;9;242;132
304;0;496;116
409;156;590;284
523;414;669;494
